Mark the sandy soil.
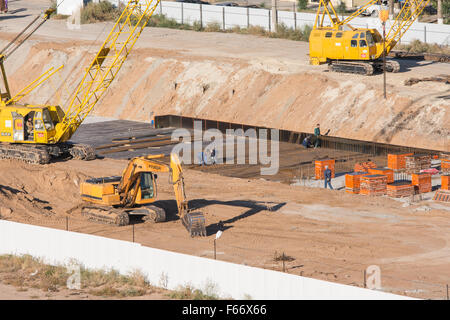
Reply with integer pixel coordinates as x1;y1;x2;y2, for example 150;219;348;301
0;282;170;300
0;157;450;299
0;0;449;151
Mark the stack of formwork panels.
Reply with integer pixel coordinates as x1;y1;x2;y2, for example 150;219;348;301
441;153;450;174
434;175;450;202
345;172;368;194
387;181;414;198
405;154;431;174
411;172;432;194
354;161;377;173
387;153;414;170
368;168;394;183
315;159;335;180
360;174;387;196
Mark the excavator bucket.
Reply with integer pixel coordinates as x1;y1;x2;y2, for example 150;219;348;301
182;211;207;237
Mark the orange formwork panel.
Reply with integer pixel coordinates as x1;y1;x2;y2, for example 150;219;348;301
387;181;414;198
360;174;387;196
368;168;394;184
411;173;432;194
345;172;368;194
387;153;413;170
442;175;450;191
433;190;450;202
315;159;335;180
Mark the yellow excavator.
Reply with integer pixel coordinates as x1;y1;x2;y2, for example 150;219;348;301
0;0;160;163
79;153;207;237
309;0;430;75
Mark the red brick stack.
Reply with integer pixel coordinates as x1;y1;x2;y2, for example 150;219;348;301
368;168;394;184
360;174;387;196
405;154;431;174
411;173;432;194
354;161;377;173
387;181;414;198
345;172;368;194
387;153;414;170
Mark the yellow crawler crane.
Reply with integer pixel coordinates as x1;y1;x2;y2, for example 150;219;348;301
0;0;160;163
80;154;207;237
309;0;430;75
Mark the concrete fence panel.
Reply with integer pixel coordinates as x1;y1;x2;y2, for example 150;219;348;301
0;220;412;300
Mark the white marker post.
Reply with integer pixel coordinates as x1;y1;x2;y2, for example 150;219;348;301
214;230;223;260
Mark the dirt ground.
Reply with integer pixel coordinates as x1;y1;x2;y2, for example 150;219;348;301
0;157;450;300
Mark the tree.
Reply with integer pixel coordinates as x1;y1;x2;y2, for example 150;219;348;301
297;0;308;11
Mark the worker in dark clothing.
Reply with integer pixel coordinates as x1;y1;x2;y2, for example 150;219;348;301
324;165;333;189
302;135;313;148
314;124;321;148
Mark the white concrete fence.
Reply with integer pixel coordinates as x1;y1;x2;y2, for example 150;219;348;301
0;219;412;299
58;0;450;45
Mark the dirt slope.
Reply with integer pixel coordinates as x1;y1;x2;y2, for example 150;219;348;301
0;4;449;151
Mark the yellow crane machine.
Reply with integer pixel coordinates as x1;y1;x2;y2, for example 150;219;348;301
80;153;207;237
0;0;160;163
309;0;430;75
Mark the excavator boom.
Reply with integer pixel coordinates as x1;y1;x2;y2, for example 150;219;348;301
79;153;206;237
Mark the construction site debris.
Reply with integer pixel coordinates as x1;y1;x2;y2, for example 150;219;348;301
405;154;431;174
368;168;394;184
411;173;432;194
387;181;415;198
360;174;387;196
354;161;377;173
387;153;414;170
404;75;450;86
345;172;368;194
315;159;335;180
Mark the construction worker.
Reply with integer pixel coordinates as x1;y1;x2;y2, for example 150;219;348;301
302;135;313;148
314;124;321;148
324;165;333;189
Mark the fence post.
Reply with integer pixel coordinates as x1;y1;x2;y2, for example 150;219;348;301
247;7;249;28
159;0;162;15
424;25;426;43
200;4;203;29
181;2;184;24
223;7;225;30
294;11;297;30
268;10;271;32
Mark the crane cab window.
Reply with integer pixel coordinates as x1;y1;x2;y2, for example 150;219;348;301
42;109;55;130
360;32;365;38
140;172;154;199
34;112;44;131
336;32;343;38
366;32;375;46
351;40;358;47
325;32;333;38
359;40;368;47
352;33;359;39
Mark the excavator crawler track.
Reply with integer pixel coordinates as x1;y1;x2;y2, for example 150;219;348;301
129;205;166;223
182;211;207;237
69;143;96;161
81;205;130;226
0;144;51;164
328;61;374;75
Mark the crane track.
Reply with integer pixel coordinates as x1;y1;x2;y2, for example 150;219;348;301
0;144;51;164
